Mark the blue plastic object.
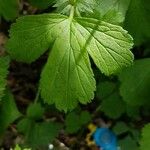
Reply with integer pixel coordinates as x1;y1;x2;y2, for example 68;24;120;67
93;127;118;150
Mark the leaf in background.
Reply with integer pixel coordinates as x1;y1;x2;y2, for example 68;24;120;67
140;124;150;150
17;119;62;148
90;0;131;24
12;144;31;150
79;111;91;125
119;135;139;150
55;0;97;16
96;81;116;99
65;111;91;134
0;0;19;20
27;103;44;120
27;122;62;148
28;0;55;9
126;104;140;119
65;112;81;133
124;0;150;45
0;90;21;135
101;92;126;119
17;118;34;134
131;129;140;143
0;56;10;101
113;122;129;135
7;13;133;111
119;58;150;106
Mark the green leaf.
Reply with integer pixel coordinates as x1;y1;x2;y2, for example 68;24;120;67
65;112;81;133
126;104;140;119
0;0;19;20
27;122;62;148
7;13;133;111
91;0;131;24
40;17;95;111
113;122;129;135
12;144;31;150
119;58;150;106
0;56;10;101
140;124;150;150
0;90;21;135
96;81;116;99
6;15;68;63
55;0;97;16
79;111;91;125
119;135;139;150
130;129;140;143
101;92;126;119
13;145;21;150
28;0;55;9
17;119;62;148
76;17;133;75
27;103;44;120
65;111;91;133
124;0;150;45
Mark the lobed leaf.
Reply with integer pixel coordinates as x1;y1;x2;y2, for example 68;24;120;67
7;13;133;111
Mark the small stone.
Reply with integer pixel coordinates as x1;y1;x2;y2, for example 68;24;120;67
48;144;54;150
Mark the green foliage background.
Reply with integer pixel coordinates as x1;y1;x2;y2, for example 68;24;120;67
0;0;149;149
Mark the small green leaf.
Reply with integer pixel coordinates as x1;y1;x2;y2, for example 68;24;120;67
96;81;116;99
119;58;150;106
140;124;150;150
130;129;140;143
12;144;31;150
124;0;150;45
0;90;21;135
0;0;19;20
17;119;62;148
65;111;91;134
0;56;10;101
55;0;97;15
90;0;131;24
119;135;139;150
113;122;129;135
27;103;44;120
126;104;140;119
65;112;81;134
13;145;21;150
28;0;55;9
17;118;33;134
80;111;91;125
28;122;62;147
101;92;126;119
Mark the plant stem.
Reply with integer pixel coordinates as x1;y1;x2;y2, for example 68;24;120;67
34;87;40;103
69;6;75;20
